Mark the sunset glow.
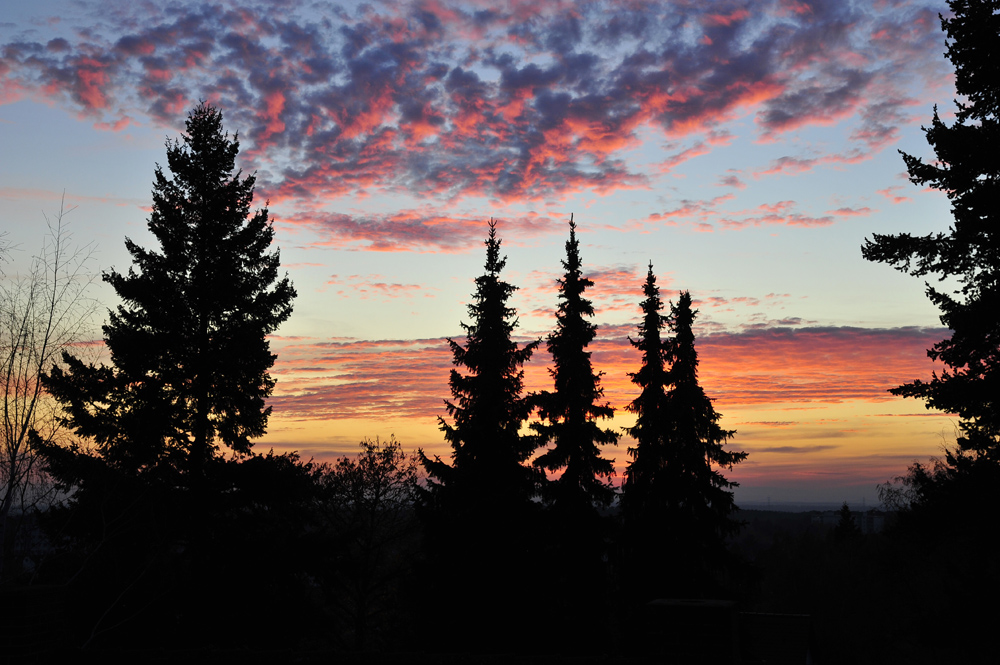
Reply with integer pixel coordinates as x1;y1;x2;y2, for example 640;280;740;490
1;0;958;503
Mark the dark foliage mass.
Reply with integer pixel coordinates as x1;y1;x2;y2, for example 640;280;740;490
23;103;310;652
415;220;546;650
309;436;421;652
862;0;1000;463
846;0;1000;660
40;102;296;476
621;277;747;600
419;219;540;515
533;218;619;513
659;292;747;541
622;264;671;501
529;219;620;640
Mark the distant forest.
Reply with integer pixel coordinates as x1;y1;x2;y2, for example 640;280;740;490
1;1;998;662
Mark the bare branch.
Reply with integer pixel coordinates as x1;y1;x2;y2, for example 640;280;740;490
1;195;97;580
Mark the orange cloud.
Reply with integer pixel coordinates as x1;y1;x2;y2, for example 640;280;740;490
266;326;949;426
261;324;955;500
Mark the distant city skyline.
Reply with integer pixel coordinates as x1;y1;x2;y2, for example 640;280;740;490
1;0;960;503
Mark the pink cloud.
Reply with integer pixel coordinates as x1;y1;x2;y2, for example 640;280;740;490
269;337;453;420
719;212;834;229
644;196;838;232
71;56;112;110
655;141;711;173
265;325;950;424
827;206;874;216
0;0;948;207
276;209;563;253
93;114;134;131
877;185;913;204
519;263;655;319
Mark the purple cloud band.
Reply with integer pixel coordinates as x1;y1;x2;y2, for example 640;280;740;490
2;0;948;208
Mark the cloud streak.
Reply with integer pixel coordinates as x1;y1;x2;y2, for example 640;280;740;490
267;325;949;423
276;208;562;252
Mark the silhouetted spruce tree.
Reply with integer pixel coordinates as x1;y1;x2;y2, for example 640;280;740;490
419;219;540;512
529;218;618;636
622;286;747;598
31;104;305;650
40;102;295;478
861;0;1000;463
417;221;541;648
621;264;669;524
858;4;1000;650
533;217;618;513
663;293;746;557
833;501;861;542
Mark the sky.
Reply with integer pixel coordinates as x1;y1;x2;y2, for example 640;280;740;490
0;0;964;505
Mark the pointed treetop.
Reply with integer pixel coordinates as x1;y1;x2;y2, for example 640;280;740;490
562;213;580;272
532;214;617;510
627;263;668;384
639;262;664;321
555;213;594;311
485;218;505;276
668;291;700;384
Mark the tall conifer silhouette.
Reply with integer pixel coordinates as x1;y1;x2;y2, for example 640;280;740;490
30;104;303;649
530;217;619;638
40;103;295;477
663;292;746;547
858;4;1000;640
622;279;746;597
533;217;618;512
417;220;541;650
622;264;669;520
862;0;1000;462
419;220;540;511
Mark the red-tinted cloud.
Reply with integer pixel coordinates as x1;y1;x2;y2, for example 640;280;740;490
689;326;948;406
1;0;948;206
266;325;950;423
827;206;873;217
269;337;453;420
877;185;913;204
276;209;563;253
656;142;712;173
